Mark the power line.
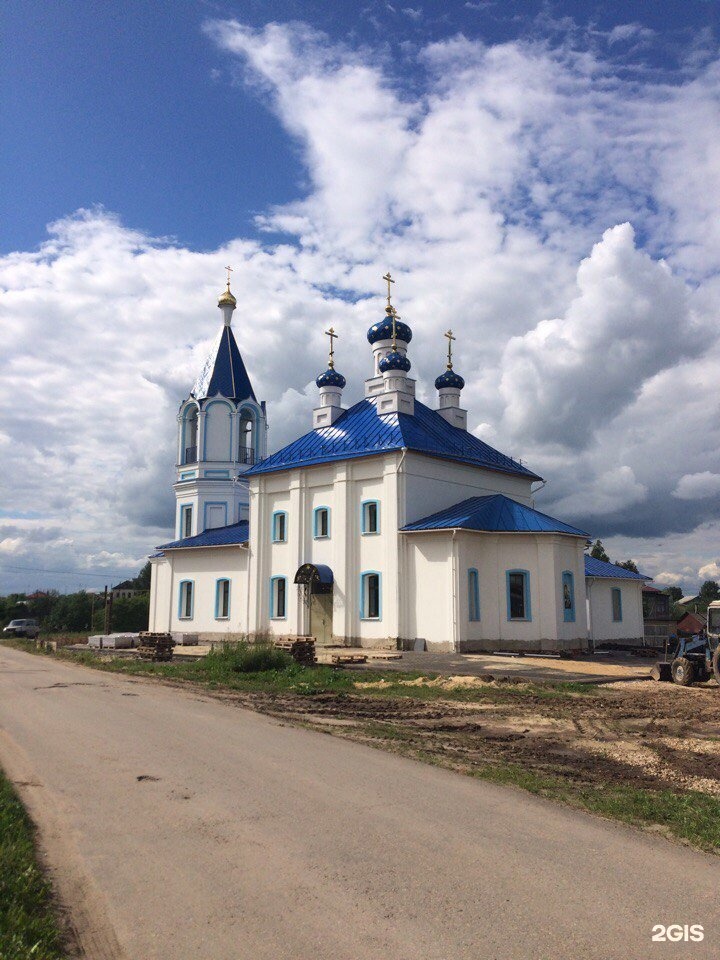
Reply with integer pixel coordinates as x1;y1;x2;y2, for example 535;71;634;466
0;563;136;580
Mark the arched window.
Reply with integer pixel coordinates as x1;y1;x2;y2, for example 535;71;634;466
360;572;381;620
468;569;480;621
361;500;380;535
272;511;288;543
506;570;532;622
270;576;287;619
238;408;255;465
562;571;575;623
215;579;230;619
183;407;199;464
178;580;194;620
314;506;330;539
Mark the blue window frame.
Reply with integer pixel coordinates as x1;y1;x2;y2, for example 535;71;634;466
468;568;480;621
562;571;575;623
612;587;623;622
361;500;380;535
215;579;230;619
272;511;288;543
506;570;532;622
360;571;381;620
180;504;193;539
178;580;194;620
270;576;287;619
313;506;330;539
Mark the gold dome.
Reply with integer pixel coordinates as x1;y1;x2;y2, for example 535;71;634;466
218;285;237;307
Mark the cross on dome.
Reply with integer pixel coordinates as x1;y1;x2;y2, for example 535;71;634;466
445;329;456;369
316;325;346;389
218;265;237;309
325;326;338;368
436;328;464;391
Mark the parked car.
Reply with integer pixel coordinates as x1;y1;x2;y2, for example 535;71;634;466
2;618;40;639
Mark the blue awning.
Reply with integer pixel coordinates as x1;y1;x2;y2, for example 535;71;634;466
294;563;334;588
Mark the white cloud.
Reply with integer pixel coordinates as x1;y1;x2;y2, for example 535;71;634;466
699;562;720;581
543;466;648;519
2;20;720;591
499;223;701;449
653;571;686;587
673;472;720;500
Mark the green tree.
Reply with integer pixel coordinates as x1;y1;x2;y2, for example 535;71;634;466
44;592;95;633
590;540;610;562
699;580;720;602
616;559;639;573
131;562;151;591
663;586;683;603
111;594;150;632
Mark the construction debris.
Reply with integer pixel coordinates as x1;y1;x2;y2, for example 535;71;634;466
273;637;316;666
136;632;175;662
330;653;368;665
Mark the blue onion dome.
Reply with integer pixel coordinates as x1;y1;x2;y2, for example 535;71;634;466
367;310;413;345
316;367;346;389
435;368;465;390
379;350;411;373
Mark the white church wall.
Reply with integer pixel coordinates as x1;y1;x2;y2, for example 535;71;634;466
149;557;172;632
249;456;401;647
402;452;535;526
404;534;454;649
587;578;644;645
150;547;250;639
448;532;589;653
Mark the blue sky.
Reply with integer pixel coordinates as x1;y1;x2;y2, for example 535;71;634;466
1;0;720;593
4;1;717;254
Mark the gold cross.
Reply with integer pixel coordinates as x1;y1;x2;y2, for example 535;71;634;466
382;271;394;307
225;265;233;288
445;329;456;368
325;326;338;368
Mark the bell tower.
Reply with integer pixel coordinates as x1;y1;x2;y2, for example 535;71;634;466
174;272;267;539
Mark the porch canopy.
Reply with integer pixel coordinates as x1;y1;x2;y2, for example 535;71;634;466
294;563;333;594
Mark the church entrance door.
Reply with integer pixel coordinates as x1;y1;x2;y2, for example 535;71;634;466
310;591;333;646
294;563;334;647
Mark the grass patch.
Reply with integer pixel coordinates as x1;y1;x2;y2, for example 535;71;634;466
0;772;65;960
3;637;597;705
471;762;720;852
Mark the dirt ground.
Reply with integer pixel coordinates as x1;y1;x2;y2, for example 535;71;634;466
214;676;720;800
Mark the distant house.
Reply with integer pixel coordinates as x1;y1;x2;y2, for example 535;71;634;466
679;594;701;611
111;580;144;601
676;610;707;636
642;585;673;645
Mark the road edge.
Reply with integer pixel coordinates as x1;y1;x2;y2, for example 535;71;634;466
0;729;130;960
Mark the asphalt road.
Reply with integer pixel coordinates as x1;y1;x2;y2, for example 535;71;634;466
0;645;717;960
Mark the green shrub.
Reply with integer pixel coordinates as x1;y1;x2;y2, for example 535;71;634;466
206;641;294;674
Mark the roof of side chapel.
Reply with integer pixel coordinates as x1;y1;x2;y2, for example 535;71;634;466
402;494;588;537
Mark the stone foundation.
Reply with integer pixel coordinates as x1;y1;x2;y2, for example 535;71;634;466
456;636;589;655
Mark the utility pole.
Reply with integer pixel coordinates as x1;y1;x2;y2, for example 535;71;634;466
103;586;113;636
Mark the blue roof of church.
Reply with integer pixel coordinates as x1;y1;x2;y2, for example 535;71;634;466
246;399;541;480
584;555;651;580
157;520;249;551
401;494;588;536
193;326;256;401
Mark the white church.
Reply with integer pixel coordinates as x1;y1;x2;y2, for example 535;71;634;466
148;276;649;653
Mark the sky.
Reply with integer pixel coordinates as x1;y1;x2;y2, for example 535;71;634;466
1;0;720;594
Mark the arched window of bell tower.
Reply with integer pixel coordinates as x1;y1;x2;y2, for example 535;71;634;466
238;408;256;465
182;406;199;464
